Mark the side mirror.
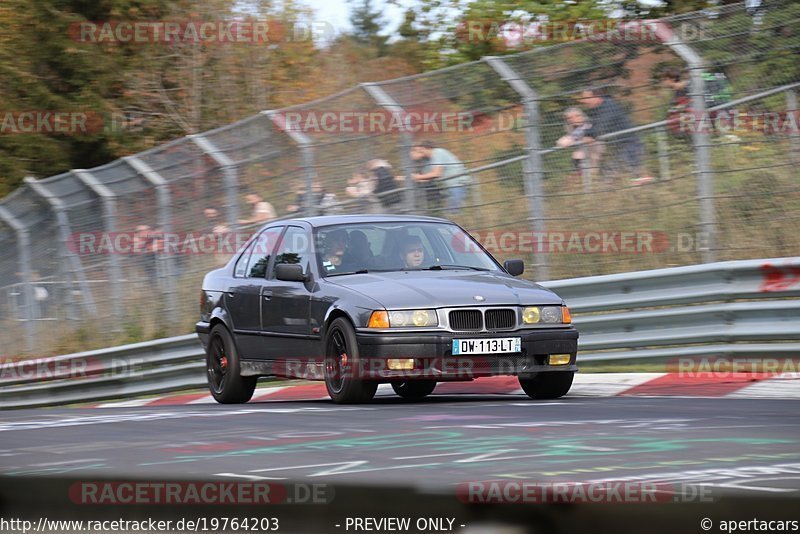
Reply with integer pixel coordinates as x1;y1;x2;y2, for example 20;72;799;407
275;263;307;282
504;259;525;277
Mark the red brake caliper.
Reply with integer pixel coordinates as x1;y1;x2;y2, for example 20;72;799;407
220;356;228;370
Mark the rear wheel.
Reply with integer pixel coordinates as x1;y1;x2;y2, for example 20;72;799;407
206;324;257;404
324;318;378;404
519;372;574;400
391;380;437;400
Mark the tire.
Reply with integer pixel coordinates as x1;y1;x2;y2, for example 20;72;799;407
519;372;574;400
206;324;257;404
391;380;437;400
324;317;378;404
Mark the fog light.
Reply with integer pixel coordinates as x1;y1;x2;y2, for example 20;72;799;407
387;359;415;370
548;354;571;366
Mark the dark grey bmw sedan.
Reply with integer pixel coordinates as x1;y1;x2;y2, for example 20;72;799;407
196;215;578;404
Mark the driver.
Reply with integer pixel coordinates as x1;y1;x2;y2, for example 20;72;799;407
322;230;348;270
399;235;425;269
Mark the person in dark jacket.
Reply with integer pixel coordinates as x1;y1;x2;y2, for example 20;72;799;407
580;88;653;184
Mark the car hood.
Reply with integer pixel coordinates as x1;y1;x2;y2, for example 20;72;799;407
327;270;562;308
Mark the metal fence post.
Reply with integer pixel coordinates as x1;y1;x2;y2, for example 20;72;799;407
360;83;417;214
189;134;240;229
786;88;799;164
484;56;549;281
123;156;178;321
0;206;35;353
660;30;716;263
75;170;124;329
23;177;97;316
262;111;318;216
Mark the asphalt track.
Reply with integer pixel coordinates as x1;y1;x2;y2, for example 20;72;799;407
2;394;799;492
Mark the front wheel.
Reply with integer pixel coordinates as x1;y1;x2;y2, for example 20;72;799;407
206;324;257;404
519;372;574;400
324;318;378;404
391;380;437;400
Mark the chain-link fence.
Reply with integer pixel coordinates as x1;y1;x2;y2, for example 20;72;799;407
1;1;798;356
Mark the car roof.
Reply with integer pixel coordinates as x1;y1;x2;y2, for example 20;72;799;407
278;214;452;228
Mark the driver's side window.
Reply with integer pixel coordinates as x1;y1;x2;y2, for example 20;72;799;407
272;226;310;278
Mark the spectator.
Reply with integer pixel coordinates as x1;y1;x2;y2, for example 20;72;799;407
368;159;404;210
662;68;690;114
345;172;380;214
133;224;158;278
239;194;277;225
399;235;426;269
556;107;602;179
408;140;473;211
203;208;230;265
286;182;336;214
579;88;653;185
319;185;340;215
661;68;692;137
203;208;230;235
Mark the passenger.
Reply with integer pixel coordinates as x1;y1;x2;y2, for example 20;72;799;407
342;230;374;271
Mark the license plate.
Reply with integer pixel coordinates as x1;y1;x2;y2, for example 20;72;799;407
452;338;521;355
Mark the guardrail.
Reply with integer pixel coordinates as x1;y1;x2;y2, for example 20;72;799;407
2;257;798;408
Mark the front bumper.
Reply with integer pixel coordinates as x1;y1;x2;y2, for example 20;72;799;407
354;327;578;380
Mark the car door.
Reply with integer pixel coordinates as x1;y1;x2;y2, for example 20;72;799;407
225;226;284;359
261;225;315;359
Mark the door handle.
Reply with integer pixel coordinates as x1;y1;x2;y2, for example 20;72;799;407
263;292;272;301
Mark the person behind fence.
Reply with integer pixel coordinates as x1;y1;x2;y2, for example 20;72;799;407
239;193;277;225
203;208;230;235
661;67;691;136
287;181;338;215
556;107;602;180
408;140;472;211
579;88;653;185
403;147;438;210
367;159;404;210
345;171;379;213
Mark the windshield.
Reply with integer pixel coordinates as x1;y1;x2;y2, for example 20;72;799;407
314;222;501;277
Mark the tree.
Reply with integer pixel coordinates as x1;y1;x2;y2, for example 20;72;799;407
348;0;390;56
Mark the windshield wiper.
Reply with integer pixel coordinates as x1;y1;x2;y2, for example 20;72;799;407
326;269;370;277
424;264;490;271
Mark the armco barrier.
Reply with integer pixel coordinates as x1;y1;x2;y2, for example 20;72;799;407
1;257;798;408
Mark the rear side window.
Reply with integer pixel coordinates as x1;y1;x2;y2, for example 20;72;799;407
234;227;284;278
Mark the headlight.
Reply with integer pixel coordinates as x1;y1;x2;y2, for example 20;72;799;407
368;309;438;328
522;306;567;325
